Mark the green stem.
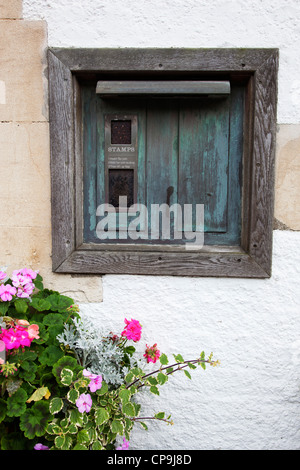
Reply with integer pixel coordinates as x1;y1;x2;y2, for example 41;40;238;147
126;358;212;389
131;416;173;425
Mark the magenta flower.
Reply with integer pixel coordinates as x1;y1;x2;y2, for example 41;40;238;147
76;393;92;413
144;343;161;363
16;327;31;347
116;437;129;450
83;369;103;392
1;328;22;350
34;443;49;450
121;318;142;342
0;284;16;301
0;271;7;282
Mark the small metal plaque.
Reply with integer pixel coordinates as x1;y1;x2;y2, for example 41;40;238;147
105;114;138;207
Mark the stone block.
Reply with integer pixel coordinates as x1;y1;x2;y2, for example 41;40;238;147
0;225;103;303
274;124;300;230
0;122;51;228
0;0;22;19
0;20;48;122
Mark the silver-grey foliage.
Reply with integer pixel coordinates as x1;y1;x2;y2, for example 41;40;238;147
57;318;132;386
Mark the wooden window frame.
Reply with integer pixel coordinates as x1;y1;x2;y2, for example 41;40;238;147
48;48;278;278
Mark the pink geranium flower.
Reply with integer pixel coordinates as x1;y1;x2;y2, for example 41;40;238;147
28;324;40;340
1;328;22;350
34;443;49;450
11;272;27;287
12;268;38;284
16;327;32;348
143;343;161;363
0;284;16;301
16;319;30;327
16;282;35;298
121;318;142;342
83;369;103;392
76;393;92;413
116;437;129;450
20;268;38;280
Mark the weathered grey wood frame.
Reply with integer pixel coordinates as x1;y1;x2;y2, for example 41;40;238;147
48;48;278;278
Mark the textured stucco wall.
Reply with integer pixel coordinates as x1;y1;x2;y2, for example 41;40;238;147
23;0;300;124
0;0;299;450
79;230;300;450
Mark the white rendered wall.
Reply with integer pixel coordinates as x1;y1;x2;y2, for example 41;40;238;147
23;0;300;450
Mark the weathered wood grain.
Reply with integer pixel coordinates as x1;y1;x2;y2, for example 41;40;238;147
179;97;229;233
96;80;230;95
56;248;269;278
248;51;278;276
48;50;75;271
50;48;277;73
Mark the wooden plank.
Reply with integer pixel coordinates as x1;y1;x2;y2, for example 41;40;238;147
96;80;230;95
146;99;179;240
179;97;229;233
56;249;269;278
51;48;278;73
48;50;75;271
82;86;98;243
225;85;244;244
248;51;278;276
74;76;84;248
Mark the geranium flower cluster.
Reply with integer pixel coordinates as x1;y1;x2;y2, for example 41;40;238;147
144;343;161;364
121;318;142;342
0;319;40;351
0;268;38;301
83;369;103;392
75;369;103;414
121;318;161;363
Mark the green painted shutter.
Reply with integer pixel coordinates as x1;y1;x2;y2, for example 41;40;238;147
82;84;244;245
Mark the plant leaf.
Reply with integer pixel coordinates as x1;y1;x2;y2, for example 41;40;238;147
122;402;136;417
95;407;109;426
150;386;160;396
39;345;64;367
20;401;51;439
49;397;63;414
111;419;124;435
7;388;28;417
27;386;50;403
67;388;79;404
159;353;168;365
60;368;73;386
157;372;168;385
14;299;28;314
174;353;184;363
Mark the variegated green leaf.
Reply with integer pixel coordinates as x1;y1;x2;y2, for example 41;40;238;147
49;397;63;414
95;407;109;426
46;422;62;435
111;419;124;435
122;402;135;417
67;388;79;404
60;368;73;386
